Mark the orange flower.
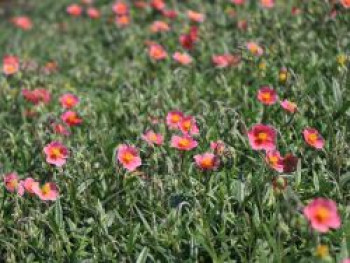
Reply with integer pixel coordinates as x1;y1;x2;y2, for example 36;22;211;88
66;4;83;16
112;1;129;16
341;0;350;8
187;10;205;23
116;15;130;27
3;55;20;75
194;153;220;171
148;44;167;61
173;52;193;65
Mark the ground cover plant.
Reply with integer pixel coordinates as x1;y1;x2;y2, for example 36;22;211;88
0;0;349;262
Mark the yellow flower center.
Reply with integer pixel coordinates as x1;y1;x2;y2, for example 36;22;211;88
41;184;51;195
308;133;318;143
122;152;134;163
316;245;329;259
315;207;330;223
201;157;214;168
258;132;268;141
178;138;190;148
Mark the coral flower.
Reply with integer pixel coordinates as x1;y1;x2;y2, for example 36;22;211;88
22;88;51;105
61;111;83;126
3;55;20;75
246;42;264;57
3;173;24;196
33;182;59;201
23;178;39;194
43;61;58;74
43;141;69;167
303;198;341;233
170;135;198;151
303;128;325;150
179;26;198;50
87;7;100;19
166;111;184;129
148;44;168;61
67;4;83;16
116;15;130;27
142;130;164;146
257;86;278;105
194;153;220;171
187;10;205;23
266;151;284;172
51;123;71;136
178;116;199;135
150;21;170;33
212;54;241;68
173;52;193;65
150;0;166;11
112;1;129;15
341;0;350;8
117;144;142;171
280;99;297;113
232;0;245;5
260;0;275;8
11;16;33;30
59;93;80;109
247;124;277;151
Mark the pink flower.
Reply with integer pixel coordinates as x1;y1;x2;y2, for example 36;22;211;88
212;54;241;68
43;141;69;167
170;135;198;151
266;151;284;172
51;123;71;136
260;0;275;8
343;259;350;263
166;111;184;129
3;55;20;75
173;52;193;65
59;93;80;109
142;130;164;146
178;116;199;135
87;7;100;19
150;0;166;11
22;178;38;195
303;128;325;150
117;144;142;171
194;153;220;171
112;1;129;16
22;88;51;105
280;99;297;113
33;182;59;201
11;16;33;30
61;111;83;126
246;42;264;57
303;198;341;233
266;151;298;173
162;9;178;19
247;124;277;151
3;172;24;196
150;21;170;33
67;4;83;16
257;86;278;105
210;140;225;155
187;10;205;23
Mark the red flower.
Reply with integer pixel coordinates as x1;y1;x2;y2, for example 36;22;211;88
247;124;277;151
257;86;278;105
179;26;198;50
